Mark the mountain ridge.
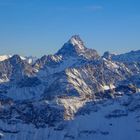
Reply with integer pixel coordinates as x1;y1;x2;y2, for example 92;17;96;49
0;35;140;140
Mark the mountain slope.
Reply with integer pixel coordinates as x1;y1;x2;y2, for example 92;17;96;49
103;50;140;62
0;35;140;140
56;35;99;60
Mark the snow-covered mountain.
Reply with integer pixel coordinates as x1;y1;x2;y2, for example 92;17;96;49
0;55;37;64
0;55;11;62
0;35;140;140
103;50;140;62
56;35;99;60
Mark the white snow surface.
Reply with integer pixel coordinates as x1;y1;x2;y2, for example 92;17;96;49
0;93;140;140
0;55;11;61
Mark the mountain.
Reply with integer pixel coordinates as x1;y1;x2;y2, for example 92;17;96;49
0;55;11;62
0;55;37;64
103;50;140;62
25;56;38;64
56;35;99;60
0;55;36;83
0;35;140;140
102;50;140;75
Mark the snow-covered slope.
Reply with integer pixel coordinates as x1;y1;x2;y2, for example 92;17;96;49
0;93;140;140
103;50;140;62
0;55;11;61
56;35;99;60
0;35;140;140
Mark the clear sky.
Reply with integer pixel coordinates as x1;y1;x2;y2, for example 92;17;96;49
0;0;140;57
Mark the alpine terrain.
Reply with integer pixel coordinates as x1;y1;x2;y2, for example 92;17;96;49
0;35;140;140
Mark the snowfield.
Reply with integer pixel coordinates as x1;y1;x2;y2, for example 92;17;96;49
0;35;140;139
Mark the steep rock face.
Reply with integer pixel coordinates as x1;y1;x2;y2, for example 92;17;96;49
102;50;140;75
56;35;99;60
0;36;139;101
0;35;140;140
0;55;36;83
43;58;133;100
34;55;62;70
0;35;139;101
0;93;140;140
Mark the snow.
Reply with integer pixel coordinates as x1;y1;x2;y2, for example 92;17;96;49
19;56;26;60
5;85;45;100
0;74;9;83
66;68;93;96
58;97;87;119
0;94;140;140
37;56;79;79
0;55;37;65
103;84;115;90
103;85;110;90
70;37;85;50
0;36;140;140
0;133;3;137
103;58;119;69
0;55;11;61
112;50;140;62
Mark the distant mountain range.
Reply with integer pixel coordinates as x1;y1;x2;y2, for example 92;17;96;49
0;35;140;140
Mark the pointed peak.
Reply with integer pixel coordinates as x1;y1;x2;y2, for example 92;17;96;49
11;54;22;60
70;35;83;42
68;35;85;50
56;35;86;57
9;54;25;64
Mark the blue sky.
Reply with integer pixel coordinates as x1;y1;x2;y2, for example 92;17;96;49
0;0;140;57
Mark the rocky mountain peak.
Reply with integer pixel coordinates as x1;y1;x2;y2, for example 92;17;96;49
68;35;85;50
0;37;140;140
56;35;100;60
9;54;23;64
56;35;86;57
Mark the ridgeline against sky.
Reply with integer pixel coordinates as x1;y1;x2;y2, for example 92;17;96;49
0;0;140;56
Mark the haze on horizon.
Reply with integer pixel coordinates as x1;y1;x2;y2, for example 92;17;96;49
0;0;140;57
